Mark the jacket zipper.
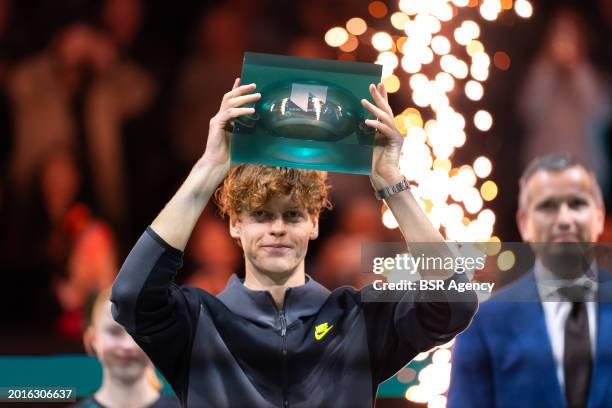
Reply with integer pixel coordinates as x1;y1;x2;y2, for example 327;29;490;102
279;310;289;407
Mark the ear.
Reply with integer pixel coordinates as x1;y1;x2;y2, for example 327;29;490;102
309;214;319;240
229;215;241;240
516;208;528;242
83;326;96;356
595;202;606;238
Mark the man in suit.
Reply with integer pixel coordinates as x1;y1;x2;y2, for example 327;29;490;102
448;153;612;408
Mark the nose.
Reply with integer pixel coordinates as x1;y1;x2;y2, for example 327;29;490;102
118;332;140;351
555;202;573;231
269;215;287;236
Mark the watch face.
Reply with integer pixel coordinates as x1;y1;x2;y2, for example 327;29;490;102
248;80;370;142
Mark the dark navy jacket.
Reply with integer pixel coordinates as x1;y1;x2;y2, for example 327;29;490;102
112;228;478;407
448;270;612;408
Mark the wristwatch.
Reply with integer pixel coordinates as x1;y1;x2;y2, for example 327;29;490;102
375;176;412;200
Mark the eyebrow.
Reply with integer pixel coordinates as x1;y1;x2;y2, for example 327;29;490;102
534;193;590;205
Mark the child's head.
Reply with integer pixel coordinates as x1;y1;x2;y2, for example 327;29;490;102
215;165;332;276
83;288;161;389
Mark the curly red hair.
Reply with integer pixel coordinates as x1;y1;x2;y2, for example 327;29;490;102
215;165;332;219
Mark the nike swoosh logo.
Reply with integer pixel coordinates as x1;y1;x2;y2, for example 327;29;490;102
314;324;333;341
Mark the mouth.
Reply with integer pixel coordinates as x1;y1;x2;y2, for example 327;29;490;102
550;234;580;242
112;355;140;364
261;244;293;253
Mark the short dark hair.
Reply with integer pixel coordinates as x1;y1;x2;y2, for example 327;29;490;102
518;152;603;208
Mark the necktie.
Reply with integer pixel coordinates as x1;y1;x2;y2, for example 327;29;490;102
559;286;591;408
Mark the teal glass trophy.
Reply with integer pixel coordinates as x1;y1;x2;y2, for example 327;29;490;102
230;53;382;174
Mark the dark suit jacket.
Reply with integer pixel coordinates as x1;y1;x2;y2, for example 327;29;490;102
448;269;612;408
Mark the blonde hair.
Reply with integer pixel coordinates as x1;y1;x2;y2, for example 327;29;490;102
84;287;162;391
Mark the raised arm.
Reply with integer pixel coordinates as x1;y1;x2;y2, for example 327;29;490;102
361;84;478;382
151;79;260;249
362;83;465;279
110;79;260;395
113;77;260;322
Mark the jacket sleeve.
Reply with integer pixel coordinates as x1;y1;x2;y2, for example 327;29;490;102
447;312;494;408
111;227;200;398
362;272;478;383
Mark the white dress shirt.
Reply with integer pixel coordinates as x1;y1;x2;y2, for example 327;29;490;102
535;260;598;391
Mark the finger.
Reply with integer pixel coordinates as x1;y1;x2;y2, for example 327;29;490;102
232;78;241;90
370;83;393;116
378;82;389;103
365;119;402;143
227;92;261;108
219;107;256;123
222;83;257;105
361;98;395;129
364;118;393;135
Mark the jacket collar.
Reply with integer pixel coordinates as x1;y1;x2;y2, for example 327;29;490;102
217;274;330;329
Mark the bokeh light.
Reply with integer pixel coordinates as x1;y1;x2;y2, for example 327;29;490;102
346;17;368;35
383;74;401;93
372;31;394;51
493;51;511;70
382;208;399;229
465;80;484;100
474;110;493;131
391;12;410;29
402;55;423;74
498;250;516;271
466;40;484;56
514;0;533;18
473;156;492;177
369;1;389;18
339;35;359;52
431;35;451;55
325;27;349;47
429;396;448;408
479;0;502;21
461;20;480;39
478;209;496;225
481;180;498;201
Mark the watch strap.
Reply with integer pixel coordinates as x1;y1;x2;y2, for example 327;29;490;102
375;176;411;200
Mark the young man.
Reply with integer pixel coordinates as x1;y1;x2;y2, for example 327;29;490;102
75;288;177;407
112;79;478;407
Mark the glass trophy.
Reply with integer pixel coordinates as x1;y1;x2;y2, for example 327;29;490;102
230;52;382;174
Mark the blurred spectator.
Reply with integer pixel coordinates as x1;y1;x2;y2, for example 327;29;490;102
86;0;156;233
75;287;177;407
3;21;94;328
171;4;248;167
99;0;142;51
38;150;118;338
7;13;155;233
519;6;612;200
6;23;90;201
1;148;118;335
184;213;241;295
